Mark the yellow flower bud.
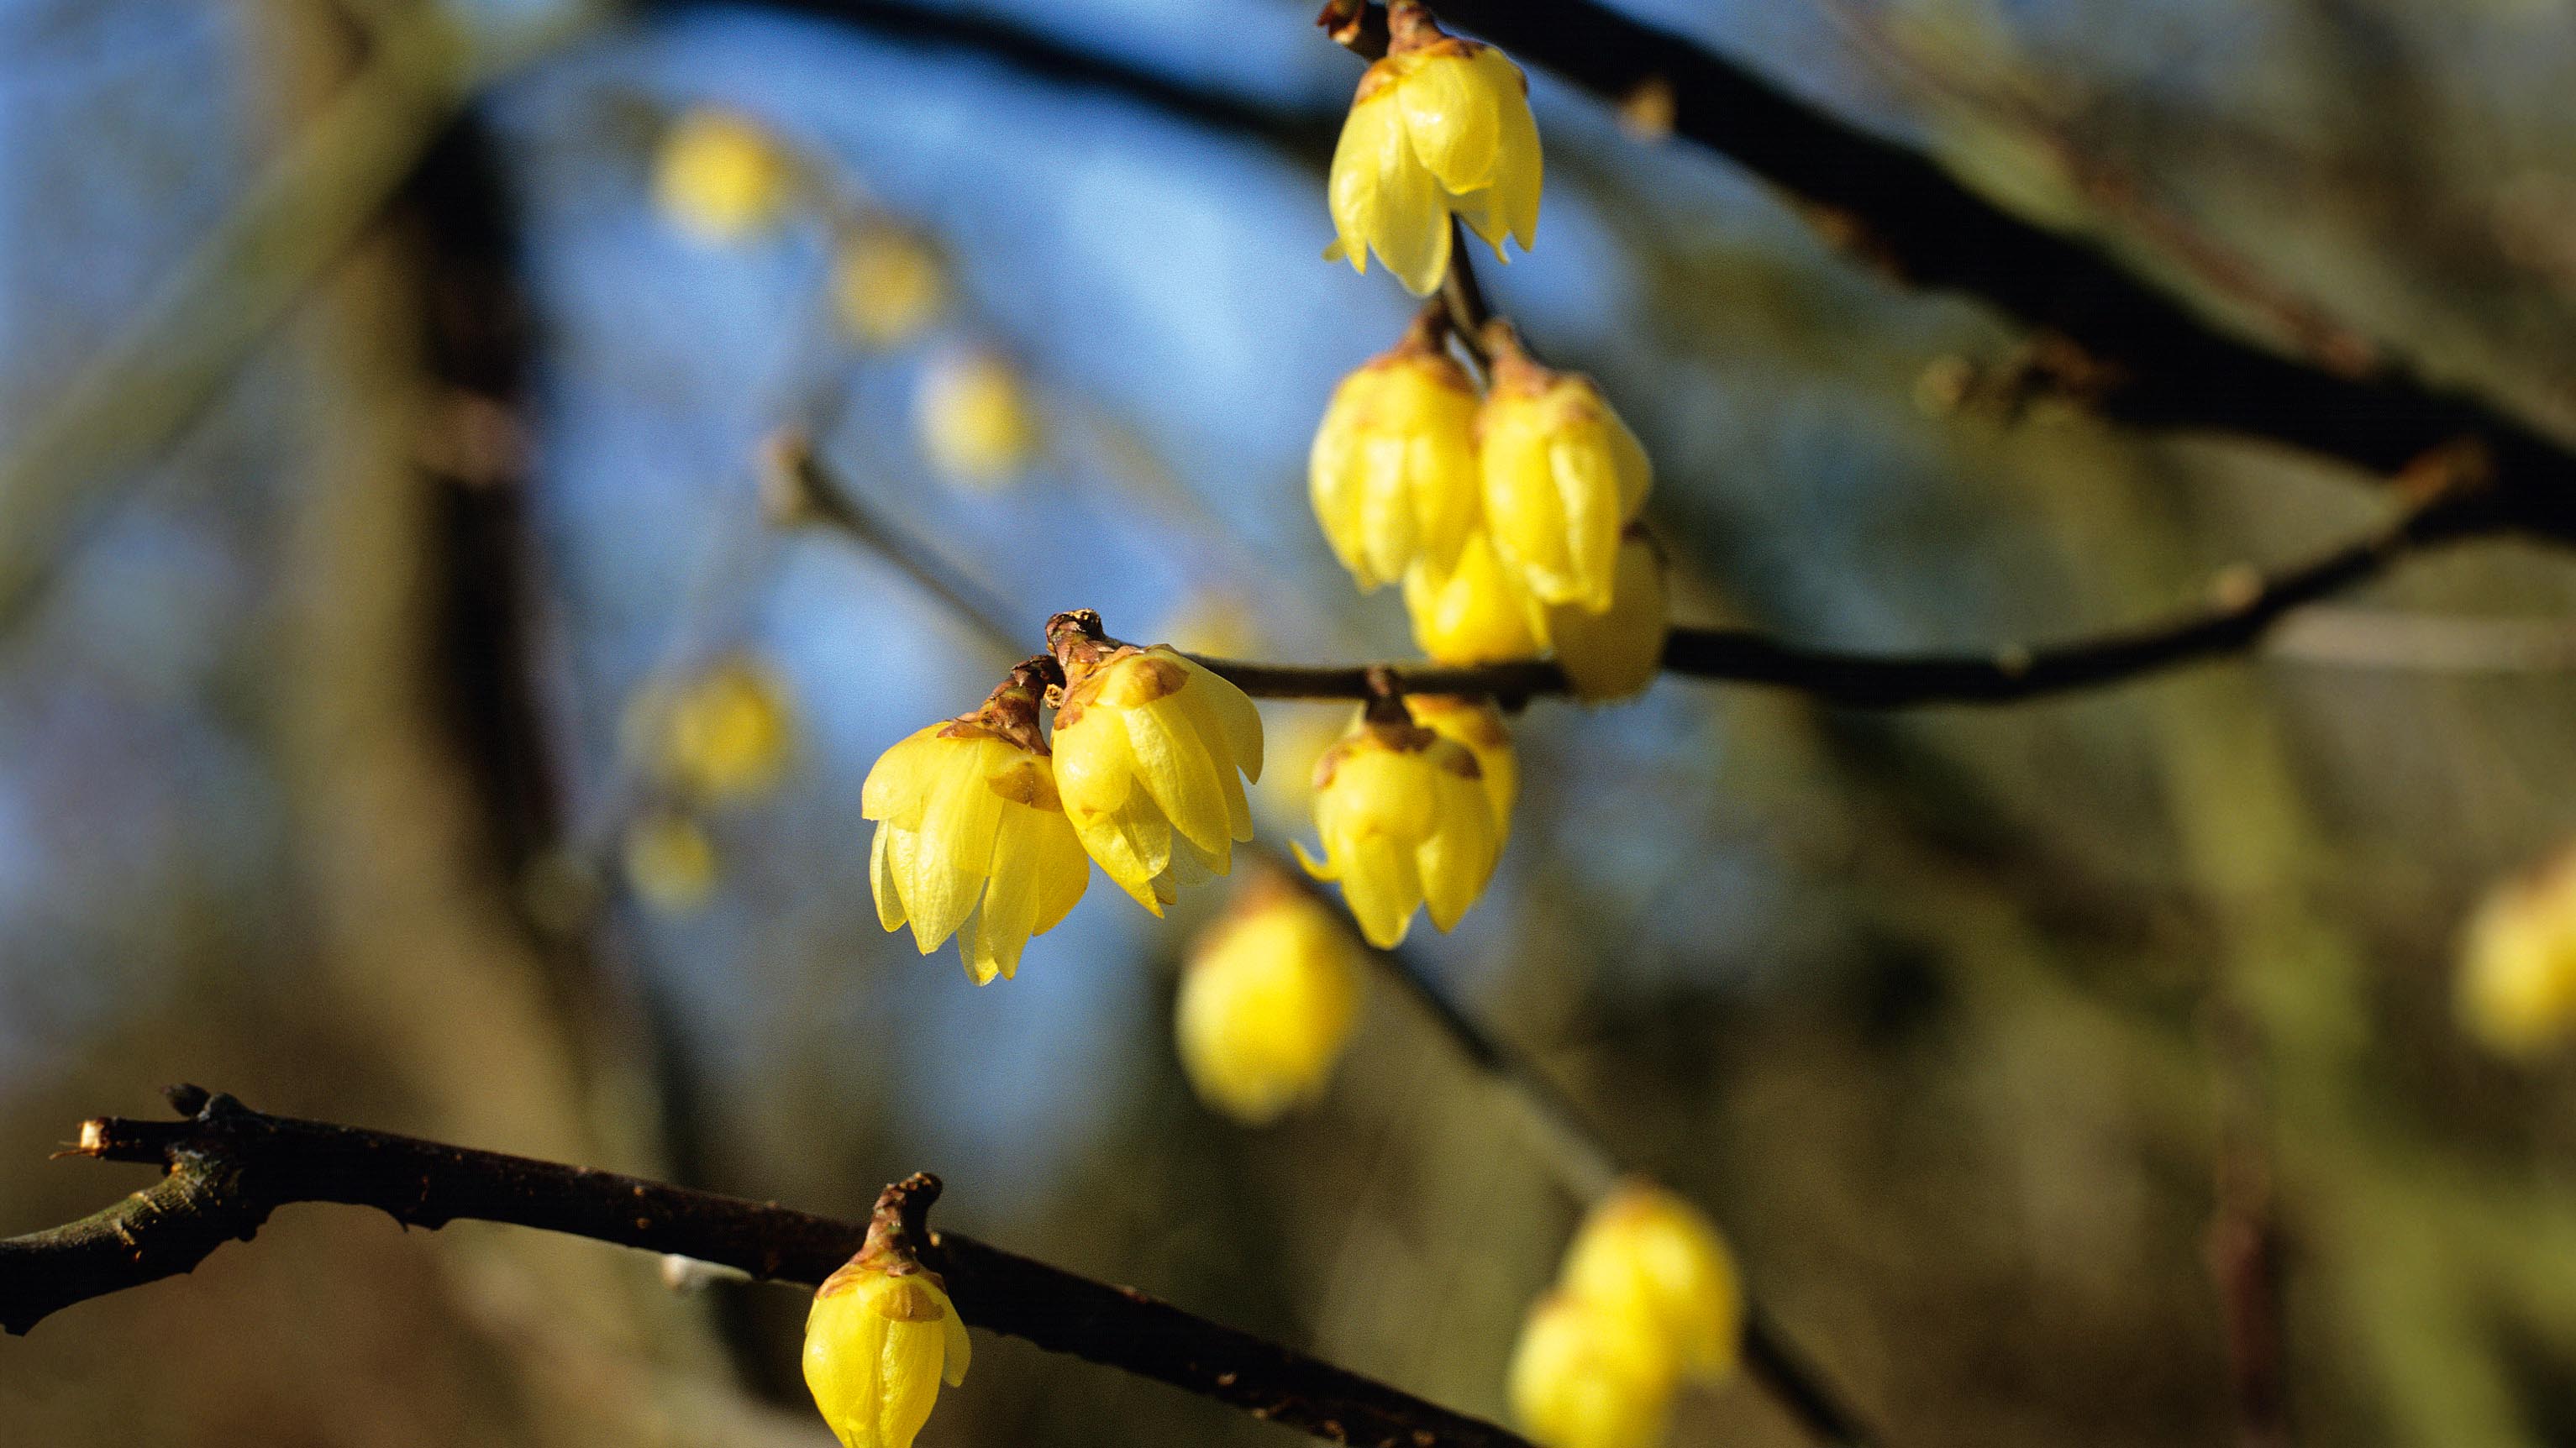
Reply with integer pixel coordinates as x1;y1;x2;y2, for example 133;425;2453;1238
624;809;718;913
1311;317;1481;590
1479;329;1652;612
1176;880;1367;1125
1404;530;1546;665
2460;849;2576;1057
864;671;1090;984
1325;1;1543;295
641;653;796;802
655;108;795;244
804;1258;970;1448
1403;694;1515;843
1049;615;1265;915
834;225;949;347
1543;528;1669;702
1296;714;1501;948
915;349;1039;486
1561;1182;1743;1383
1507;1288;1679;1448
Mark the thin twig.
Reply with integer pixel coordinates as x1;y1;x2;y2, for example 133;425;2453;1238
0;1088;1534;1448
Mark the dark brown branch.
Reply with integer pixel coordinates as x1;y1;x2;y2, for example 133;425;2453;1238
2;1087;1532;1448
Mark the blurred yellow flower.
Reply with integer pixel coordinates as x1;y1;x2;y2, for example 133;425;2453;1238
2460;849;2576;1056
1311;314;1482;590
643;654;796;803
1507;1288;1678;1448
916;349;1039;486
1479;327;1652;613
1049;614;1264;915
833;224;949;347
1176;880;1367;1125
1562;1182;1743;1383
655;108;795;244
625;809;718;914
1296;713;1501;948
1543;528;1669;702
1325;0;1542;295
864;669;1090;984
1404;530;1546;665
804;1257;970;1448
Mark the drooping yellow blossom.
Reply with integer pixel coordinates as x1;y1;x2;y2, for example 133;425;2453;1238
1507;1288;1679;1448
655;108;795;244
1296;711;1501;948
804;1255;970;1448
1404;530;1546;665
1561;1181;1744;1383
625;809;718;913
1543;527;1669;702
1176;879;1367;1125
1311;312;1482;589
915;349;1039;486
639;653;797;801
2459;848;2576;1056
863;667;1090;984
1405;694;1516;843
834;224;949;347
1326;0;1543;295
1047;611;1264;915
1479;324;1653;612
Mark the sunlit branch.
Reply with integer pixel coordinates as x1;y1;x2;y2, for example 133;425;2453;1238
0;1087;1535;1448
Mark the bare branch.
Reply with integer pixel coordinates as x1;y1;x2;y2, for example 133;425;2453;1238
1;1088;1533;1448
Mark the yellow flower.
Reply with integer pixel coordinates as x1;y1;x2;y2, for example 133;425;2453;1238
1507;1288;1678;1448
1404;530;1546;664
655;108;795;244
2460;849;2576;1057
863;668;1090;984
640;653;796;802
1311;313;1481;590
1561;1182;1743;1383
1048;612;1264;915
1543;527;1669;702
1405;694;1515;843
804;1258;971;1448
1296;712;1501;948
1479;326;1652;612
916;349;1039;486
624;809;718;913
1324;0;1543;295
834;225;949;347
1176;880;1367;1125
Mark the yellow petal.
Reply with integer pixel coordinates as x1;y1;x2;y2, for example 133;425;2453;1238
870;825;909;934
1398;50;1501;197
1122;698;1234;858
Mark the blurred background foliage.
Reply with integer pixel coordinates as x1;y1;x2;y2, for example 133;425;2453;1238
6;0;2576;1445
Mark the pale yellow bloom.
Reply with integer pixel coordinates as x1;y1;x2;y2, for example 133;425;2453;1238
2460;849;2576;1056
655;108;795;244
1508;1288;1679;1448
1479;327;1652;612
1325;0;1543;295
1311;316;1481;589
804;1259;971;1448
625;809;718;913
1404;530;1546;665
1296;714;1501;948
639;654;796;801
863;672;1090;984
1405;694;1515;843
1049;615;1264;915
1562;1182;1743;1383
834;225;949;347
1543;528;1669;702
916;349;1039;486
1176;881;1367;1125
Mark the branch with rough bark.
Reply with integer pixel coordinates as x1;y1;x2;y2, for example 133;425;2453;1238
0;1086;1532;1448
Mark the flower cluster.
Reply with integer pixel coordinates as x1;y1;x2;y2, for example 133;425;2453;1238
861;615;1264;981
1510;1183;1744;1448
621;653;800;913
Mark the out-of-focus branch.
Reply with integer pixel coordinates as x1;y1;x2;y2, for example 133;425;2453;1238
1;1088;1535;1448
